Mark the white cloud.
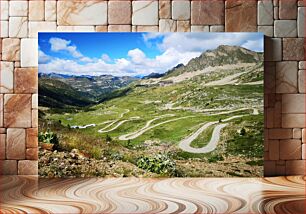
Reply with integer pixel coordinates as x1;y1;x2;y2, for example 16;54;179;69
128;48;146;64
49;37;83;58
38;50;52;64
157;33;263;53
101;54;111;62
40;33;263;77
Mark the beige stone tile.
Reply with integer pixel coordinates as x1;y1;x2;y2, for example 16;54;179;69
159;19;177;32
0;21;8;37
225;0;256;32
0;95;3;127
274;7;279;20
302;144;306;159
276;61;298;93
29;21;57;38
280;139;302;160
274;20;297;37
210;25;225;32
159;1;171;19
29;1;44;21
269;128;292;139
273;99;282;128
264;38;282;61
266;108;274;128
298;0;305;6
264;62;276;94
32;94;38;109
0;1;9;21
132;25;137;32
258;26;273;37
286;160;305;175
26;148;38;160
108;1;131;24
9;1;28;17
0;160;17;175
45;1;57;21
18;160;38;175
136;26;158;32
32;110;38;128
57;0;107;25
4;94;32;128
177;21;190;32
193;0;224;25
283;38;305;61
298;70;305;93
95;26;108;32
191;25;209;32
282;114;305;128
303;129;306;143
264;160;276;176
282;94;305;114
14;68;38;94
2;38;20;61
0;128;6;134
21;38;38;67
299;61;306;70
108;25;131;32
57;26;95;32
268;140;279;160
0;134;5;159
0;61;14;93
258;0;273;25
9;17;28;38
275;164;285;176
132;1;158;25
293;128;302;139
6;128;25;159
298;7;305;37
279;0;297;19
14;61;20;68
26;128;38;148
172;1;190;21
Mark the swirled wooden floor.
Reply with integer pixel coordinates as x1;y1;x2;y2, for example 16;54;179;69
0;176;305;214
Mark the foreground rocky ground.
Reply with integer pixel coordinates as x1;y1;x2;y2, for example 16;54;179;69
39;143;263;178
39;148;156;178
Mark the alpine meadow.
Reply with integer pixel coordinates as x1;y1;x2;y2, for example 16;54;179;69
38;33;264;178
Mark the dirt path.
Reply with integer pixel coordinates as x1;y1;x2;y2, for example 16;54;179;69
178;115;245;153
119;115;193;141
98;117;140;133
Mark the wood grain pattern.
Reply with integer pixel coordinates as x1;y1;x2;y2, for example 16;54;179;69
0;176;305;213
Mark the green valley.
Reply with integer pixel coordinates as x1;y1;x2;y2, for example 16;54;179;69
39;45;264;178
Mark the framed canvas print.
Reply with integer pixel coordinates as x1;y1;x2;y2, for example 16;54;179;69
38;32;264;178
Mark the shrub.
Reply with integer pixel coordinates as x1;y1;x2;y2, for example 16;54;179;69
105;134;112;142
137;153;176;176
38;130;59;149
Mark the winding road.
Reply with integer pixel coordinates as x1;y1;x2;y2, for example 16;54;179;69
119;115;194;141
178;115;246;153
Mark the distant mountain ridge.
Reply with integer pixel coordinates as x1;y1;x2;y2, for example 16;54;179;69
39;45;263;109
164;45;263;78
39;73;138;108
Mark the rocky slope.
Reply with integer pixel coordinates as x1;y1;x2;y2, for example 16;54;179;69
164;45;263;78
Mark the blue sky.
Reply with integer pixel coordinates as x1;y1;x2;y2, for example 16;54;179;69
38;32;263;76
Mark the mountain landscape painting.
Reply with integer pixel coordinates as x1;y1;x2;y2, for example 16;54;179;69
38;32;264;178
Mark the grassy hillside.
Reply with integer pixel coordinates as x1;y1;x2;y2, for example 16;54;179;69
39;45;264;178
39;78;94;109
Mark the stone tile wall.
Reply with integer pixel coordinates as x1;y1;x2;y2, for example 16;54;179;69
0;0;305;176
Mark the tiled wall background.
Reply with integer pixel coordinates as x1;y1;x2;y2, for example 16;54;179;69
0;0;305;176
